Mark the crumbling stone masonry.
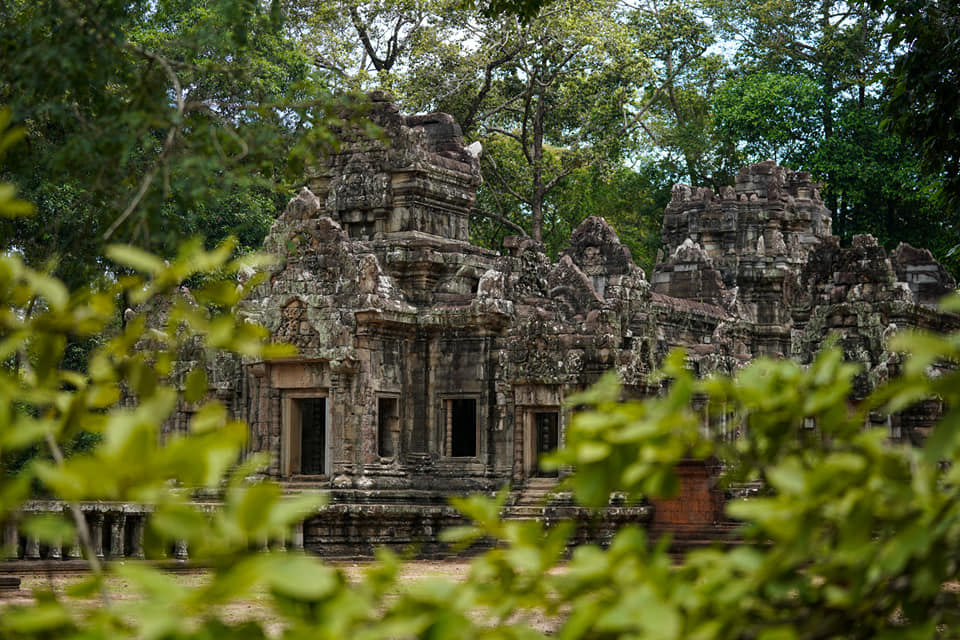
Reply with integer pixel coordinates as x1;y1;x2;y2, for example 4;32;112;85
228;96;955;552
5;96;956;561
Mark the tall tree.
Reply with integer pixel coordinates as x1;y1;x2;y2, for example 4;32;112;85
707;0;890;218
0;0;332;287
424;0;652;244
877;0;960;213
290;0;704;250
283;0;464;90
627;0;740;188
712;71;821;164
807;97;958;273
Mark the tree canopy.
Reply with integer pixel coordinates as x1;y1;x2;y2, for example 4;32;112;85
3;0;957;277
0;0;338;288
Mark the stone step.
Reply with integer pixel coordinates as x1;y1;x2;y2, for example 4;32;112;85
522;477;560;487
504;506;549;519
0;575;21;591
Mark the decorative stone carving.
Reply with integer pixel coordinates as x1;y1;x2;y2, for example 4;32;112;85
149;95;959;554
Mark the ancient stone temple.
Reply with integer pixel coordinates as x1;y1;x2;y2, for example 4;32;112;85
154;94;946;554
202;94;957;544
10;96;954;562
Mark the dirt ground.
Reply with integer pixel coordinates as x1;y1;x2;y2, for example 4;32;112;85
0;559;558;634
1;557;473;600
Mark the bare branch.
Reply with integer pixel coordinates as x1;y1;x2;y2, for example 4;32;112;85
639;120;659;144
484;126;523;144
472;208;529;236
476;91;526;124
43;432;110;607
616;46;708;138
464;44;524;130
350;7;388;71
543;166;575;193
520;78;534;164
104;50;184;241
483;155;532;205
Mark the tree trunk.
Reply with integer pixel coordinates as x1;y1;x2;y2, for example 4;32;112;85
530;91;546;243
821;0;838;220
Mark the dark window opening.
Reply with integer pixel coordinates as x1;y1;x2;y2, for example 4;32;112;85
298;398;325;475
535;411;559;477
378;397;399;458
450;398;477;457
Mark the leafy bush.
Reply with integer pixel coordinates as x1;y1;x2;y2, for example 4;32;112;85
3;228;960;638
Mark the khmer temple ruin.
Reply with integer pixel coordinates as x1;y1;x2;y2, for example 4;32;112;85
4;94;959;561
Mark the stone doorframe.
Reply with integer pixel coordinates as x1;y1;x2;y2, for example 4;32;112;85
280;389;331;477
520;406;564;479
513;383;565;482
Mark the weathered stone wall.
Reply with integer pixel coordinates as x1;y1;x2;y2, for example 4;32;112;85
215;97;959;492
138;96;959;555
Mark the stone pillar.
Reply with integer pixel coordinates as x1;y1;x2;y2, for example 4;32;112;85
67;539;82;559
130;516;145;559
110;514;126;558
91;513;105;559
174;539;188;560
25;534;40;560
2;521;19;559
292;521;304;551
48;539;62;560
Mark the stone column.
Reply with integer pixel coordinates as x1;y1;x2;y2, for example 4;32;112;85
25;534;40;560
130;516;145;559
91;513;105;559
292;521;304;551
110;513;126;558
174;539;188;560
2;521;19;559
67;539;82;559
48;539;62;560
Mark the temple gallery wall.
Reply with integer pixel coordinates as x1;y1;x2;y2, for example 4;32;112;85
4;95;959;560
224;94;956;490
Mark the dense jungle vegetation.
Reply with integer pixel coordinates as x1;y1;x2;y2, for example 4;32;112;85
2;0;960;638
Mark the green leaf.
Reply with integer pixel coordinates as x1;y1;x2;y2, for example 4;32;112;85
766;458;807;495
190;401;227;433
0;602;72;633
576;441;611;464
112;563;185;601
23;270;68;311
106;244;169;275
922;407;960;463
184;367;208;404
22;514;75;545
265;555;341;601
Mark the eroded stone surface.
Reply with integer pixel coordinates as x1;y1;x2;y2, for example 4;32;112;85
148;98;958;552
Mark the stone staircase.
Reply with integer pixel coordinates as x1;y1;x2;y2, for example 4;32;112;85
511;477;562;507
505;477;569;521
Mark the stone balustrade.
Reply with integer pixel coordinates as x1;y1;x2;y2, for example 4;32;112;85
1;501;305;562
2;501;150;561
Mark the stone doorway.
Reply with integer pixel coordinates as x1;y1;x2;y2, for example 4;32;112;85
281;393;330;476
533;411;559;477
298;398;326;475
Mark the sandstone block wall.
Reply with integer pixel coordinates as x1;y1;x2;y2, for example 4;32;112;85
164;96;958;497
